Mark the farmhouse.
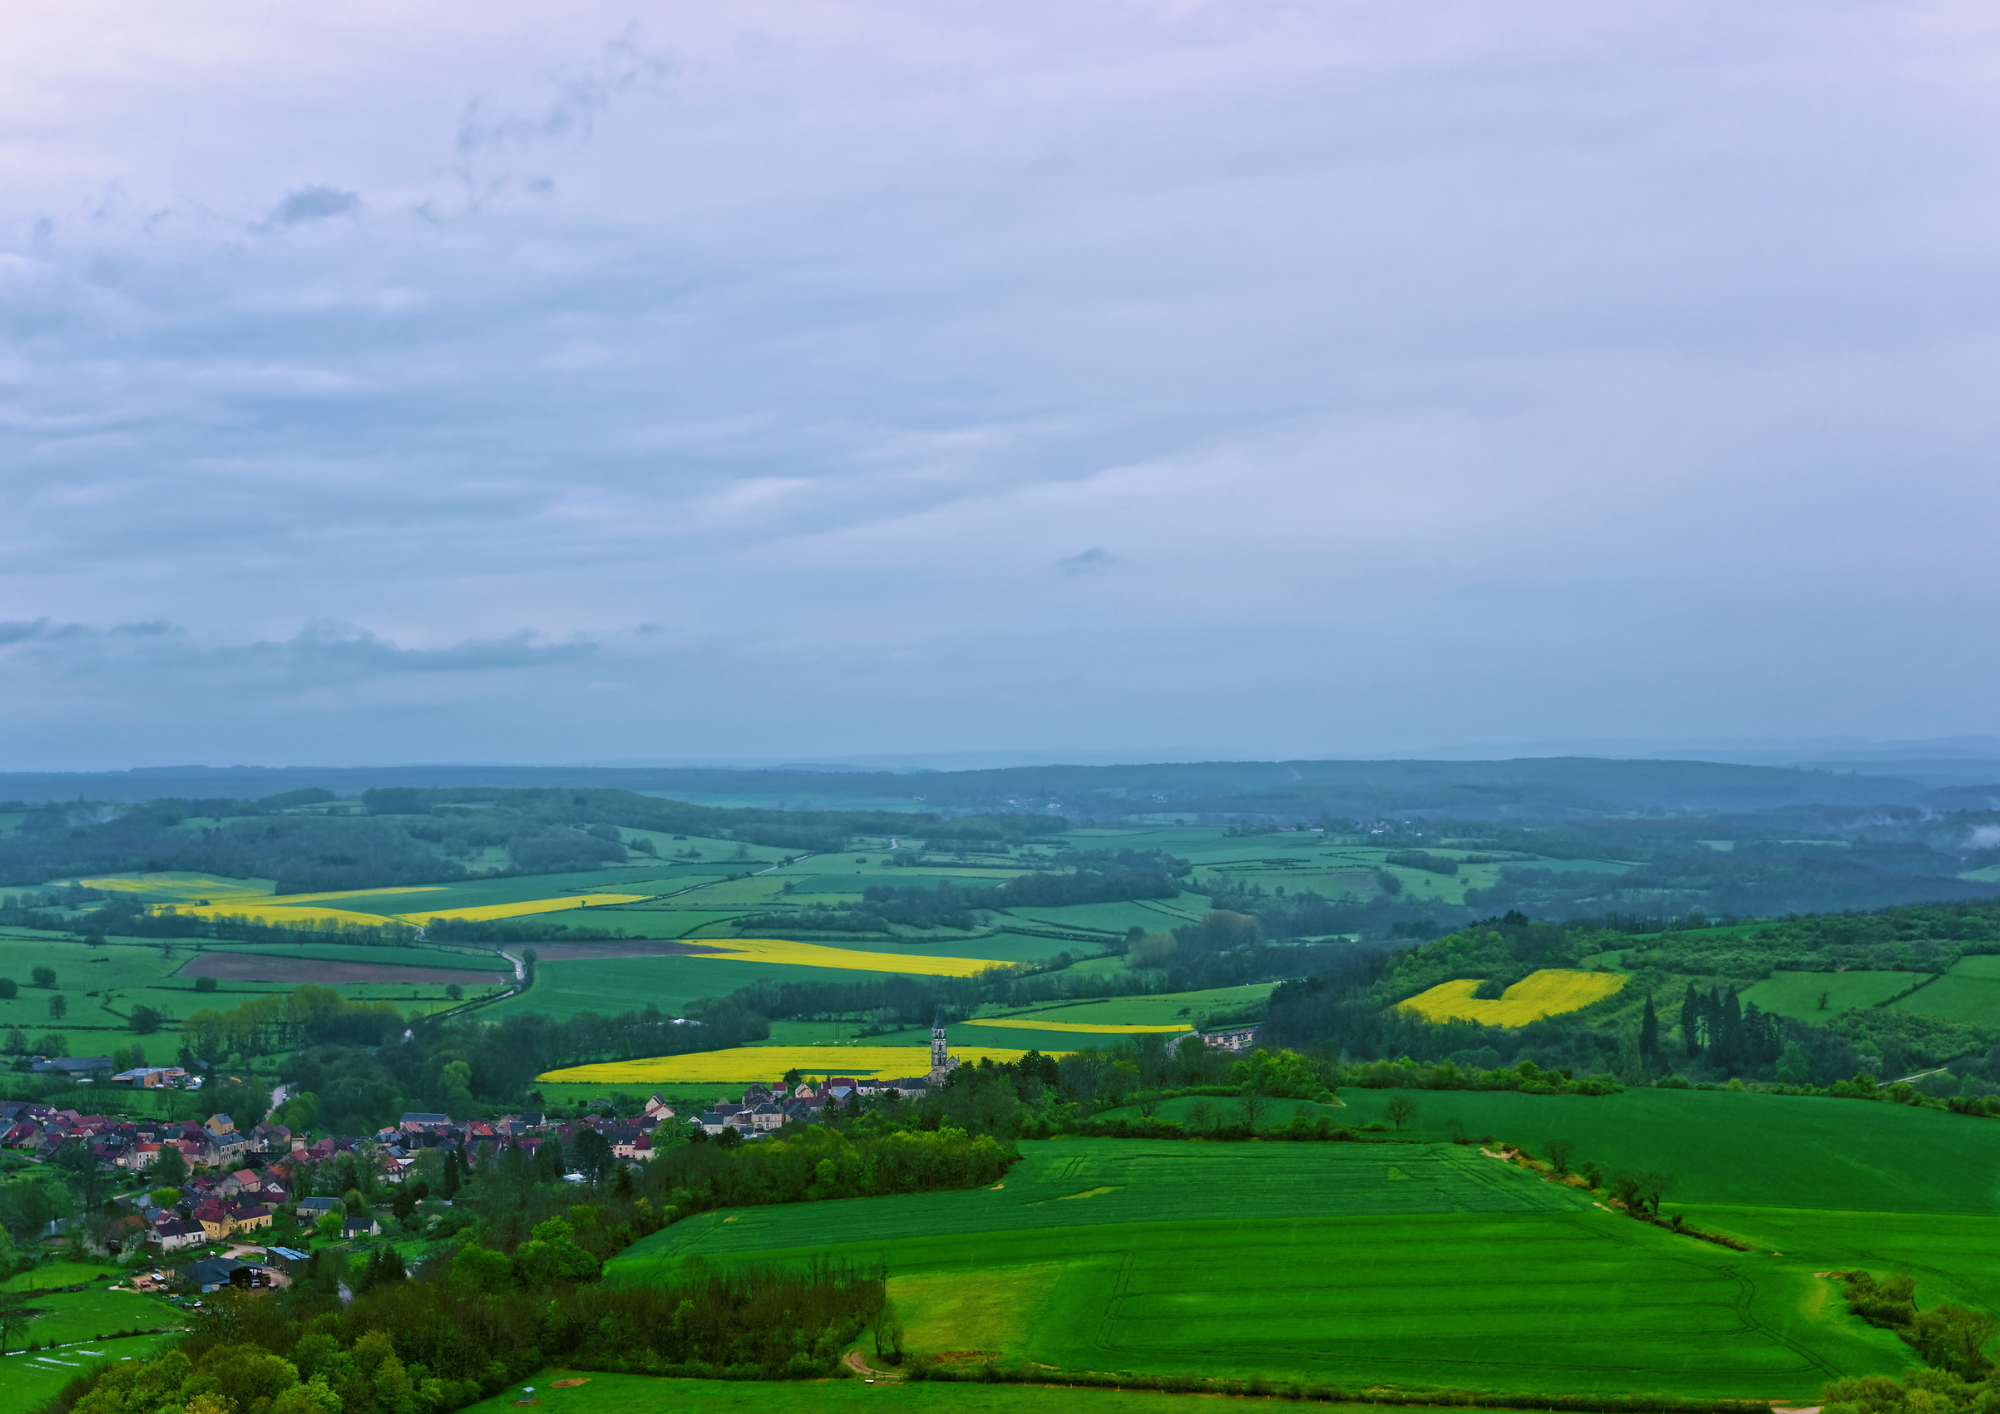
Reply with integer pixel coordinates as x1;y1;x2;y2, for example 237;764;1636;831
151;1219;204;1254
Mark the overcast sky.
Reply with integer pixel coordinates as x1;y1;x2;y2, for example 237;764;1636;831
4;0;1998;770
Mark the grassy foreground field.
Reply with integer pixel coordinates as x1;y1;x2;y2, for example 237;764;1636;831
454;1371;1466;1414
611;1138;1905;1399
0;1334;180;1414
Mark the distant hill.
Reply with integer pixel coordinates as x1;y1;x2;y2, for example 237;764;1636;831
0;755;1964;819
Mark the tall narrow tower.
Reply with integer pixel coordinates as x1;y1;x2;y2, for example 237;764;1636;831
929;1005;958;1082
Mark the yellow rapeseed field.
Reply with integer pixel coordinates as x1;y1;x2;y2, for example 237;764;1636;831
683;938;1012;979
80;874;271;901
174;902;403;928
1398;969;1626;1027
394;895;651;924
963;1018;1192;1034
539;1043;1067;1085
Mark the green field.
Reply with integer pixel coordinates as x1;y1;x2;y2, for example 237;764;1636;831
455;1370;1605;1414
997;983;1275;1027
612;1138;1903;1398
0;1334;180;1414
1895;954;2000;1026
1738;969;1929;1021
1331;1086;2000;1213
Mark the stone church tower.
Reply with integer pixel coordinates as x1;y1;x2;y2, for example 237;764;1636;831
929;1005;959;1083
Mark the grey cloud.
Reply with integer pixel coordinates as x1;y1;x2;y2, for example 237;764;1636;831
263;185;360;229
1058;548;1117;577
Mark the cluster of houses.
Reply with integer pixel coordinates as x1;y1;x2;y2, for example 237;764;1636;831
0;1100;268;1172
0;1093;696;1261
693;1074;931;1136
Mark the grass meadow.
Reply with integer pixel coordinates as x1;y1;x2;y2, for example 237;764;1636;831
453;1370;1645;1414
1737;970;1930;1021
1895;954;2000;1026
0;1334;181;1414
1329;1086;2000;1213
611;1139;1903;1399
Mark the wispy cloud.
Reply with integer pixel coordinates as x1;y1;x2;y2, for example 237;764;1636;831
456;26;672;154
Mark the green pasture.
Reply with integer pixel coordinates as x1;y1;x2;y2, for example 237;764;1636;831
0;1334;181;1414
456;1370;1549;1414
1739;970;1929;1021
999;982;1276;1026
787;870;1027;895
3;1262;121;1293
574;909;747;940
1091;1095;1349;1129
1332;1086;2000;1214
616;1140;1900;1398
942;1023;1137;1054
8;1286;181;1347
1895;954;2000;1026
1000;895;1210;935
481;956;837;1022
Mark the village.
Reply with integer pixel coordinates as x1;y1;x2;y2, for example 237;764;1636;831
0;1066;926;1309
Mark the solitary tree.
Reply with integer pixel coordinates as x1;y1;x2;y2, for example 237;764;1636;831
1383;1096;1419;1131
47;996;66;1020
1239;1088;1270;1131
30;967;55;990
0;978;16;999
130;1005;165;1034
1545;1139;1577;1175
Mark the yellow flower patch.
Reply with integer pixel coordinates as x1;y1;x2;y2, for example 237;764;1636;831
539;1043;1067;1085
1398;969;1625;1027
174;903;400;929
683;938;1013;979
393;894;651;924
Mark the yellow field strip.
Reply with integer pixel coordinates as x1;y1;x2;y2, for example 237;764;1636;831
173;903;403;928
79;875;269;900
964;1018;1192;1034
685;938;1013;978
141;891;651;929
394;894;651;924
540;1043;1067;1085
1398;968;1625;1027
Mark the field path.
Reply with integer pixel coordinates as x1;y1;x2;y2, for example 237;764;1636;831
841;1348;900;1380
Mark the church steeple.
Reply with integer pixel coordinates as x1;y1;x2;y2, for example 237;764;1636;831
929;1005;957;1082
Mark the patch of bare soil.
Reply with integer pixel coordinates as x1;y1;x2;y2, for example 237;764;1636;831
521;940;719;961
843;1348;902;1379
180;954;508;986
